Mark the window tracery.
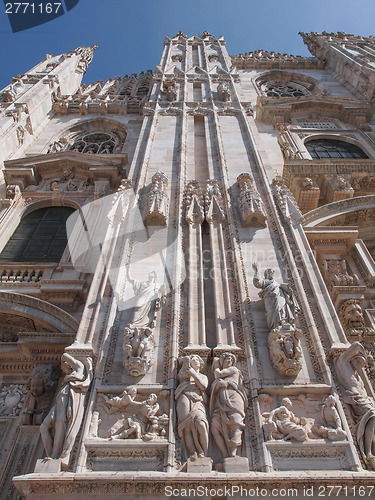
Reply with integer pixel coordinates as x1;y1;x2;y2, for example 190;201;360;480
305;139;368;159
264;83;305;97
69;133;116;154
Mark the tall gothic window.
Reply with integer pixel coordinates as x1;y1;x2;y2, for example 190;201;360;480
69;132;116;154
0;206;75;263
306;139;368;159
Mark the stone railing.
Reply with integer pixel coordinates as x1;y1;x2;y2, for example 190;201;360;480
0;267;44;283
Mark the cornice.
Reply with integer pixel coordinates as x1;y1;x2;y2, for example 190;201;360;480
13;471;375;496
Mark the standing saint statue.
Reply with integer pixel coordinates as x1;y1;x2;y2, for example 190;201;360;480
175;355;209;459
127;268;166;328
336;341;375;469
252;263;300;330
123;268;166;376
210;353;248;458
40;352;92;469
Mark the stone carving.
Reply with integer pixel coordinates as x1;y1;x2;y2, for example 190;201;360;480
175;355;209;459
46;139;67;154
295;177;320;213
263;398;309;442
210;353;248;458
185;181;205;224
123;326;154;377
205;180;225;223
16;126;25;146
312;395;347;441
336;342;375;469
123;269;165;376
252;264;300;331
73;45;98;72
143;172;169;226
339;299;368;337
5;184;21;200
0;384;27;417
217;82;230;102
268;327;302;377
322;259;360;291
99;388;168;441
278;129;300;160
21;364;58;425
40;352;93;469
236;173;266;227
164;82;178;102
273;178;302;223
171;54;182;62
352;175;375;192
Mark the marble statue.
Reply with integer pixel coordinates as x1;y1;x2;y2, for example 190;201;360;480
252;264;300;330
263;397;308;442
123;268;166;376
210;353;248;458
336;342;375;469
127;268;166;328
175;355;209;459
21;364;58;425
40;352;92;469
312;395;347;441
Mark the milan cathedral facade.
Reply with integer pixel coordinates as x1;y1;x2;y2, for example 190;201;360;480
0;31;375;498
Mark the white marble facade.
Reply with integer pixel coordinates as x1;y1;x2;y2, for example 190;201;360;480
0;32;374;498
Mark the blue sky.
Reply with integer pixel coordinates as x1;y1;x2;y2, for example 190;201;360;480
0;0;374;90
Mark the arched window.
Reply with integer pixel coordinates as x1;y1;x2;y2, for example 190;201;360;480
0;206;75;262
305;139;368;159
69;132;116;154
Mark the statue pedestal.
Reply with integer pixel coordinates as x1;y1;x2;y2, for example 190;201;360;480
34;458;61;473
187;456;212;473
223;456;249;473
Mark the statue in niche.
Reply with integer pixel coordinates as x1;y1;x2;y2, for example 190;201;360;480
40;352;92;469
217;82;230;102
123;269;166;377
175;355;209;459
127;268;165;328
263;397;309;442
21;364;58;426
312;395;347;441
100;387;168;440
210;353;248;458
268;328;302;377
252;264;300;331
336;342;375;469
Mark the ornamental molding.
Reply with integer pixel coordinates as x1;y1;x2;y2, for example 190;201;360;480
0;291;79;333
303;194;375;227
256;95;372;126
3;151;126;190
230;50;323;70
13;473;375;497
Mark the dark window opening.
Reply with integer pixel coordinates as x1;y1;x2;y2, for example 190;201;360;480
0;206;75;263
306;139;368;160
